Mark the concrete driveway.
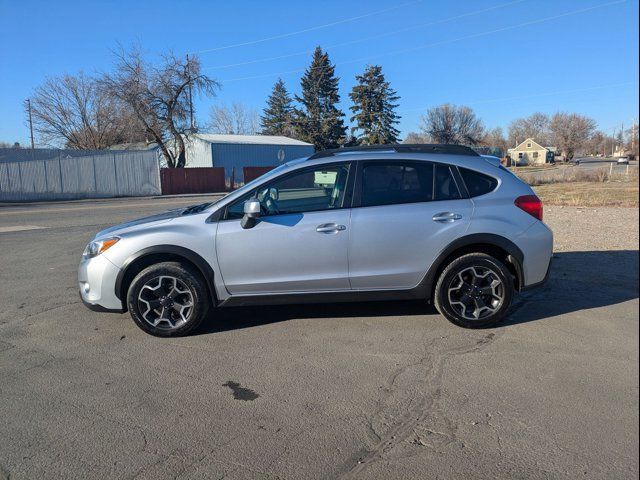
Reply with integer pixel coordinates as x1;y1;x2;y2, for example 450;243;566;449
0;197;638;479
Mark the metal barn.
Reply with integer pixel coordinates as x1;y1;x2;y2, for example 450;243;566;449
184;134;314;182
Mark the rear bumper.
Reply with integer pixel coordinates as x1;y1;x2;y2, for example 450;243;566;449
521;256;552;291
516;220;554;288
78;254;124;312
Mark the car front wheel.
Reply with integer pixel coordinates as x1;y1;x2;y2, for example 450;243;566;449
126;262;210;337
434;253;514;328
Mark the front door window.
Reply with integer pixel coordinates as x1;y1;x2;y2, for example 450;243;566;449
225;163;350;219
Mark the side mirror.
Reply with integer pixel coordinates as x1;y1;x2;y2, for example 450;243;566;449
241;199;261;229
244;200;261;218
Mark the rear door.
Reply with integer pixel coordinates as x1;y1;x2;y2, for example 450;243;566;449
348;160;474;290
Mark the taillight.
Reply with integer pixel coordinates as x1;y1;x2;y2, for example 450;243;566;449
515;195;543;221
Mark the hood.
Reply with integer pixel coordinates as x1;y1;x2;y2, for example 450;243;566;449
94;208;183;239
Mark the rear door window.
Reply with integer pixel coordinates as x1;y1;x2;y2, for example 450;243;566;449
361;163;434;207
459;168;498;197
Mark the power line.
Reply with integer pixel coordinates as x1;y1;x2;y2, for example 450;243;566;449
218;0;627;84
398;82;639;114
204;0;526;70
192;0;422;55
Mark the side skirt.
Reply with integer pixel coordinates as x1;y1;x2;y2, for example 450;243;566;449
217;285;429;308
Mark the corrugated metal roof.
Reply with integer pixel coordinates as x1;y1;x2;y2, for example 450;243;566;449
194;134;312;146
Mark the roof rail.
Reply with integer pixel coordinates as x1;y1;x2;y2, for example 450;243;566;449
307;143;480;160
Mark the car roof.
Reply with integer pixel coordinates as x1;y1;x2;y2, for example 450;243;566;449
307;144;479;160
302;150;494;173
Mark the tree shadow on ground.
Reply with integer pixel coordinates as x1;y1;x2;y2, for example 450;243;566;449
197;250;639;335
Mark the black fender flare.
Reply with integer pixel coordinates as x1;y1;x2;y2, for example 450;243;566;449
420;233;525;296
114;245;216;303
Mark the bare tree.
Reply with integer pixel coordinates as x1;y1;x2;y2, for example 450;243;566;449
624;124;639;155
584;130;608;156
101;47;219;168
549;112;596;160
419;104;484;145
402;132;428;143
27;73;144;149
507;112;550;147
482;127;508;155
208;102;259;135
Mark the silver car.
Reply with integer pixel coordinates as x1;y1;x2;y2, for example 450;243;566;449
79;144;553;336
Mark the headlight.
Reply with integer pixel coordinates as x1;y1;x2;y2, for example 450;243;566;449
83;237;120;258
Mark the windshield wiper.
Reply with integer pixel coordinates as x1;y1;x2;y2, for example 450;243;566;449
181;203;211;215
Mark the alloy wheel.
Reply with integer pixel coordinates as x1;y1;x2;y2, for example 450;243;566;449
447;266;505;321
137;276;194;329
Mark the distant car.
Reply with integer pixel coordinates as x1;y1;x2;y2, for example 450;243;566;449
79;144;553;336
617;157;629;165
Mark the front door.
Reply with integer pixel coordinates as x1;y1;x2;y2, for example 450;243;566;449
349;161;474;290
216;162;352;294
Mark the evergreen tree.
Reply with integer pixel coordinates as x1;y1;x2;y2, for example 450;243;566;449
294;47;346;150
349;65;400;145
260;78;294;136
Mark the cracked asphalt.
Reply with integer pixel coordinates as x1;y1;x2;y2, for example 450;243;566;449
0;197;638;479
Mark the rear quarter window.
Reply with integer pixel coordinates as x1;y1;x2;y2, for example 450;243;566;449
459;168;498;197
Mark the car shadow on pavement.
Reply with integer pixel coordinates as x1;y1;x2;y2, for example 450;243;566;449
198;250;639;334
503;249;639;327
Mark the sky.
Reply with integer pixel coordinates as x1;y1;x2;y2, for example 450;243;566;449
0;0;638;146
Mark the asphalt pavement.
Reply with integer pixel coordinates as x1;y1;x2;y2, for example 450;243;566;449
572;157;638;172
0;196;638;479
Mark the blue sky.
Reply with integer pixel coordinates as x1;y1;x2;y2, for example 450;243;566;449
0;0;638;145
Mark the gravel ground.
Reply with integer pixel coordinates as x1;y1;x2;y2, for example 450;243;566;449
545;205;639;252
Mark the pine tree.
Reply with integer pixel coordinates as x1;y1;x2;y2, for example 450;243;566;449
349;65;400;145
260;78;294;136
294;47;346;150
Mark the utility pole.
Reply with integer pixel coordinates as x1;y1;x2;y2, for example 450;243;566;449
186;54;194;132
631;118;637;155
27;99;35;150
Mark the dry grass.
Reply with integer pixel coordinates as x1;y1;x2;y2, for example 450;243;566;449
519;165;639;207
518;166;638;186
509;164;556;172
533;181;639;207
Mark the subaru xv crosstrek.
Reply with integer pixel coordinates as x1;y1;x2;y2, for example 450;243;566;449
79;144;553;337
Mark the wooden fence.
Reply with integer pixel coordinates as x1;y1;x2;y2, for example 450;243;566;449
160;167;226;195
242;166;276;184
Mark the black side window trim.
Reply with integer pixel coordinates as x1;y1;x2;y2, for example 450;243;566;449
220;160;355;221
352;159;466;208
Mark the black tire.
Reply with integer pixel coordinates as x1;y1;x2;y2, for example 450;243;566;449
434;253;514;328
126;261;210;337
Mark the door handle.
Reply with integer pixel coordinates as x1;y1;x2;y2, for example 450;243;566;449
316;223;346;233
432;212;463;223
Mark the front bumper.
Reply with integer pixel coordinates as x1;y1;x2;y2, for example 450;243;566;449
78;254;124;312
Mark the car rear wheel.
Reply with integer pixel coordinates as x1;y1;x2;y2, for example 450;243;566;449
434;253;514;328
127;262;210;337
